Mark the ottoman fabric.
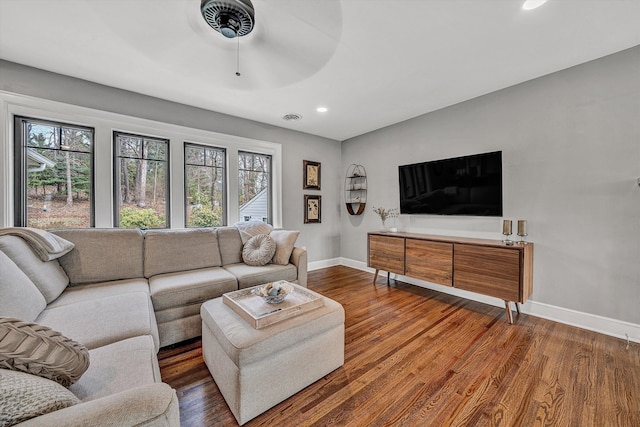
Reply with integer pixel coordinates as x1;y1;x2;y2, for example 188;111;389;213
201;296;345;425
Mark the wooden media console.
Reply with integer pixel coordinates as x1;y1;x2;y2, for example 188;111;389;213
367;231;533;323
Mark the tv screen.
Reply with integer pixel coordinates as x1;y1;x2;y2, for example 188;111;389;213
399;151;502;216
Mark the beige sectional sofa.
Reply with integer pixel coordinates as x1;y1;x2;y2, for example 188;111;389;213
0;226;307;427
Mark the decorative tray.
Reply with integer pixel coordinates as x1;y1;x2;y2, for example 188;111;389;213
222;281;324;329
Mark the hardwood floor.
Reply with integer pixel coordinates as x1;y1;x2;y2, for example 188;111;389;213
159;266;640;426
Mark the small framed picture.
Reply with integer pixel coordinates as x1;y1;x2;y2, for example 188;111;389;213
303;160;321;190
304;194;321;223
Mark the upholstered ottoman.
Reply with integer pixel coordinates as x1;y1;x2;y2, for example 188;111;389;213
200;295;345;425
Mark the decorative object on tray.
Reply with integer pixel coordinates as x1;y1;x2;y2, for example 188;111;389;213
372;206;398;231
223;281;324;329
252;281;293;304
303;160;321;190
304;194;322;223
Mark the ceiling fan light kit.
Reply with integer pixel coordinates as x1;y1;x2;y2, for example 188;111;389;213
522;0;548;11
201;0;255;39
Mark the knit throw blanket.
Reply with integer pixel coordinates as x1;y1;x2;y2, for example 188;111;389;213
0;227;74;261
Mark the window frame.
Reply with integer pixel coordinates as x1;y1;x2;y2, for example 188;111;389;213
238;150;272;225
0;92;282;229
184;141;227;227
113;130;170;228
13;115;95;228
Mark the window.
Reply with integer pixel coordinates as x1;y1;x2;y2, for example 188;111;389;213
114;131;169;228
184;142;226;227
14;116;94;229
238;151;271;224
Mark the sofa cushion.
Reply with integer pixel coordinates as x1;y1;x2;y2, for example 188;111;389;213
269;230;300;265
149;267;238;311
47;278;149;309
0;235;69;303
0;369;80;426
144;229;221;278
36;292;159;352
69;335;161;402
154;304;202;324
216;227;244;265
223;263;297;289
53;229;145;285
0;252;46;322
0;317;89;387
242;234;276;266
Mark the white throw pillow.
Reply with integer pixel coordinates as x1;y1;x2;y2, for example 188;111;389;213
270;230;300;265
234;220;274;244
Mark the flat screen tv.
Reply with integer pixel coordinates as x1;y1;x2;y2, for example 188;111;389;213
399;151;502;216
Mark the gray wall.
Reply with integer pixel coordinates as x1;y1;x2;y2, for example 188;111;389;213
341;46;640;324
0;60;342;262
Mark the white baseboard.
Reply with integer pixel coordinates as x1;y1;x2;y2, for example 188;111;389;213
308;258;341;271
319;258;640;344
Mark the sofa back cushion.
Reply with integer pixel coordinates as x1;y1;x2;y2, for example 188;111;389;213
144;228;221;278
0;235;69;303
52;229;144;284
216;227;243;265
0;252;46;322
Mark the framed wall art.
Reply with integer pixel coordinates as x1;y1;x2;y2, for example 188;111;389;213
303;160;321;190
304;194;322;224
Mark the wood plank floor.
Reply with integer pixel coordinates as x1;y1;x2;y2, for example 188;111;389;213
159;266;640;426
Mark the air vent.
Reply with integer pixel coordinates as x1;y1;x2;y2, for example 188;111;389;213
282;113;303;121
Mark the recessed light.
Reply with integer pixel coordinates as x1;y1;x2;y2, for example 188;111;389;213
316;106;328;113
522;0;548;10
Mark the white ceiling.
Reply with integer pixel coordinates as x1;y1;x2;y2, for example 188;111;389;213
1;0;639;141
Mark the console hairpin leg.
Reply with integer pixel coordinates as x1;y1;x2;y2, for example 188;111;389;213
387;271;391;285
504;300;514;324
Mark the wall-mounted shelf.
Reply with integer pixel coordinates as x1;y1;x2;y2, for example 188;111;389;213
345;164;367;215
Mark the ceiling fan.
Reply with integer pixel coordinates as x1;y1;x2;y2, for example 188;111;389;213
200;0;255;39
193;0;342;89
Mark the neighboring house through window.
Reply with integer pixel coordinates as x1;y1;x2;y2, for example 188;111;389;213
13;116;94;228
184;142;226;227
238;151;271;224
114;131;169;228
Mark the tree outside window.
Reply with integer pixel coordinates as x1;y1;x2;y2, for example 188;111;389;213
238;151;271;224
184;142;226;227
114;132;169;228
14;117;94;229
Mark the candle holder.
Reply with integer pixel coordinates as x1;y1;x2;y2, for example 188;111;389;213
502;219;514;245
517;220;528;244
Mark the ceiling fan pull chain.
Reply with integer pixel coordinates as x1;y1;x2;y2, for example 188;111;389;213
235;37;241;77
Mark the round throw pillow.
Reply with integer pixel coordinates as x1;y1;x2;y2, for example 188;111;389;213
0;317;90;387
242;234;276;266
